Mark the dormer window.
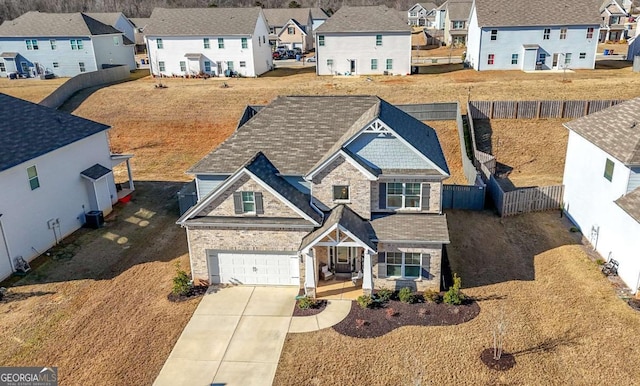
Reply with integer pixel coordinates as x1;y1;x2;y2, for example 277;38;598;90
333;185;350;201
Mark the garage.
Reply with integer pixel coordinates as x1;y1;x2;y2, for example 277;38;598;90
207;251;299;285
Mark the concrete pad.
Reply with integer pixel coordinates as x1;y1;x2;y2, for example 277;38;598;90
169;315;240;361
153;358;219;386
316;300;352;330
242;286;297;316
223;315;291;363
212;361;277;386
195;286;254;316
288;315;320;333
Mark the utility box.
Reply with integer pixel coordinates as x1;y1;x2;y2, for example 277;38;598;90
85;210;104;229
634;56;640;72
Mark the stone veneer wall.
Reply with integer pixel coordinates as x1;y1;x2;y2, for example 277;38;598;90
371;179;442;213
372;243;442;291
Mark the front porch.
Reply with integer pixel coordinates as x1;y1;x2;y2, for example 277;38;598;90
316;276;363;300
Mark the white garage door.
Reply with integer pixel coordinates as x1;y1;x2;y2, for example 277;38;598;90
208;251;299;286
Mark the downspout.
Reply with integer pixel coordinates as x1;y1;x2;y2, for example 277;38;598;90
0;214;14;272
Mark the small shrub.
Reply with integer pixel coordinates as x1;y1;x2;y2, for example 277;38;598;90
376;287;394;302
424;289;441;303
595;258;605;266
385;308;398;318
172;262;191;296
398;287;415;304
297;296;316;310
444;273;465;305
357;295;373;309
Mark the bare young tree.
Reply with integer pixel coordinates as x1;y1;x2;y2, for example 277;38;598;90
491;310;508;360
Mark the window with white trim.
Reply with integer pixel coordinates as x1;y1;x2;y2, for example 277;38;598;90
180;61;186;72
156;38;163;49
333;185;350;201
543;28;550;40
453;21;464;29
386;58;393;70
490;29;497;40
240;61;246;68
371;59;377;70
26;39;38;50
203;38;210;48
604;158;614;181
511;54;518;64
560;28;567;39
376;35;382;46
319;35;325;46
241;38;248;49
204;61;211;72
564;53;572;65
386;252;422;278
288;26;295;34
587;27;594;39
242;191;255;212
27;165;40;190
387;182;420;209
0;62;5;72
158;61;165;72
218;38;224;48
487;53;495;65
50;39;56;50
79;62;86;72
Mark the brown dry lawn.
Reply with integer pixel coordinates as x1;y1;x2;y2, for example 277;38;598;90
0;77;67;102
274;211;640;385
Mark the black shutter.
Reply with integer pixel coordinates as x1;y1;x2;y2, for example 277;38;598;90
379;183;387;209
377;252;386;263
233;192;243;214
254;192;264;214
421;183;431;211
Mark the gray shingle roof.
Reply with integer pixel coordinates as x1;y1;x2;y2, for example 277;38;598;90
84;12;126;27
81;163;112;180
263;8;312;27
447;0;473;21
615;187;640;224
145;7;262;36
182;216;314;227
315;5;412;33
129;18;150;28
300;205;376;250
0;93;110;172
371;213;450;243
310;8;329;20
474;0;602;27
419;3;438;11
564;98;640;165
0;12;122;37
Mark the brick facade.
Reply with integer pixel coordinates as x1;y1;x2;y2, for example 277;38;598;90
372;243;442;292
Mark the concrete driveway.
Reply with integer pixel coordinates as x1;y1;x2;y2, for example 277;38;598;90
154;286;298;386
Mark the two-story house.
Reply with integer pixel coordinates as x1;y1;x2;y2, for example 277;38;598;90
314;5;412;76
465;0;601;71
177;95;451;297
443;0;473;46
563;97;640;295
599;0;631;42
277;19;312;53
145;7;272;78
407;3;438;27
263;8;314;50
0;11;135;77
0;93;134;281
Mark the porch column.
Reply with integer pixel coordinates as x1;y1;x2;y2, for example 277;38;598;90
304;251;316;298
126;159;135;191
362;250;373;296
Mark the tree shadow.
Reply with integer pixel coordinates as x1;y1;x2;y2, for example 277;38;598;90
595;59;632;70
414;63;465;74
0;290;56;303
512;330;582;356
260;65;316;78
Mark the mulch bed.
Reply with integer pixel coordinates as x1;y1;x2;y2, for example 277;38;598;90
292;299;328;317
480;348;516;371
332;299;480;338
628;298;640;312
167;285;208;302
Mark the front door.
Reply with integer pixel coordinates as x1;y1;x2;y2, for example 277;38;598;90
330;246;357;273
350;60;356;74
552;53;559;69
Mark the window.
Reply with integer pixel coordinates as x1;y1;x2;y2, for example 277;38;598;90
511;53;518;64
579;52;586;59
327;59;333;67
0;63;5;72
386;252;422;278
203;38;210;48
288;26;295;35
241;191;255;212
560;28;567;39
179;61;186;71
204;61;211;72
386;58;393;70
263;36;266;44
20;62;28;73
27;165;39;190
371;58;378;70
50;39;56;50
604;159;615;181
376;34;382;46
543;28;550;40
241;37;248;49
156;38;163;49
453;21;464;29
218;38;224;48
539;53;546;63
53;62;59;68
564;53;572;65
113;36;119;46
490;29;497;40
71;39;78;50
487;53;495;65
239;61;246;67
79;62;86;72
319;35;325;46
26;39;38;50
587;27;594;39
410;11;417;17
387;182;420;209
77;40;83;49
610;16;620;24
333;185;350;201
227;61;234;71
158;61;165;72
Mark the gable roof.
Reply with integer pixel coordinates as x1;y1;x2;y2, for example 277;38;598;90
277;19;307;37
315;5;412;34
0;93;110;173
129;17;150;29
300;205;376;251
564;98;640;165
600;0;627;13
615;187;640;224
474;0;602;27
84;12;130;28
447;0;473;21
0;12;122;37
420;2;439;10
145;7;262;36
310;8;329;20
263;8;312;27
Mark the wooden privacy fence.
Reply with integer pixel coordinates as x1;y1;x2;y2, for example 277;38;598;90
455;103;481;185
442;184;485;210
469;99;622;120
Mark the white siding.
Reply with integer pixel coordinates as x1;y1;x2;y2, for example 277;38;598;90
252;12;274;76
91;34;136;71
627;167;640;193
196;175;229;200
466;7;481;70
315;32;411;76
113;15;136;42
0;131;115;281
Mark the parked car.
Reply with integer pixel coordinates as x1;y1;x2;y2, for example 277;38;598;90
285;50;296;59
306;55;316;62
293;47;302;56
272;51;282;60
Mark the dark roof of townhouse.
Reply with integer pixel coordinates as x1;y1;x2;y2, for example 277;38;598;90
300;205;376;250
371;213;450;243
315;5;412;33
447;0;473;21
81;163;112;180
263;8;312;27
615;187;640;224
84;12;128;27
564;98;640;165
310;8;329;19
0;93;110;172
0;12;122;37
189;95;449;176
474;0;602;27
145;7;262;36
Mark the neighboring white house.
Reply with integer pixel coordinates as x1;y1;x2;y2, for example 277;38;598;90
465;0;601;71
145;7;272;77
562;98;640;295
0;11;136;77
0;93;134;281
310;8;330;31
627;19;640;59
407;3;437;27
314;5;412;76
85;12;136;43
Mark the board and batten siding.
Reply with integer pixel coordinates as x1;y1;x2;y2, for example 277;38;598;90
627;167;640;193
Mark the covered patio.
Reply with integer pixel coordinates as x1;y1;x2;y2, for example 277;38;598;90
315;276;362;300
